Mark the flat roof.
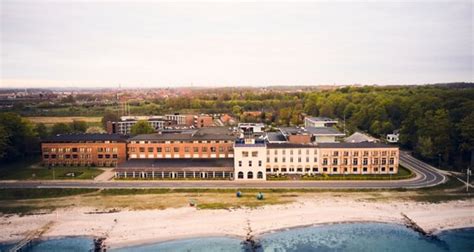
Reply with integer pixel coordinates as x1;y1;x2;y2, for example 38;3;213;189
266;132;287;142
279;127;344;136
43;133;128;143
305;127;345;136
116;158;234;172
130;127;237;141
305;117;338;122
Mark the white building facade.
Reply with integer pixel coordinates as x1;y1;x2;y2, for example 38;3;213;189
233;138;267;180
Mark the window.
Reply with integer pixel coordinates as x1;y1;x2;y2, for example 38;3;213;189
382;158;387;165
374;158;379;165
332;159;338;165
306;157;309;162
353;151;359;156
314;157;317;162
105;154;110;159
363;151;369;156
173;147;179;152
98;154;103;159
139;147;145;153
238;172;244;179
389;158;394;165
290;157;294;162
267;157;270;162
193;147;199;152
242;151;249;157
353;158;358;165
297;167;303;172
247;171;253;179
211;147;216;153
258;160;262;167
363;167;367;172
283;157;286;162
157;147;162;153
252;151;258;157
313;167;318;172
298;149;302;155
249;160;252;167
353;168;358;172
185;147;190;153
165;147;171;152
202;147;208;153
363;158;368;165
282;150;286;155
298;157;301;163
72;148;78;152
281;168;287;172
148;147;153;152
219;146;224;152
332;167;338;172
238;161;242;167
43;154;49;159
323;167;328;172
389;167;394;172
113;154;118;159
323;158;328;165
274;150;278;155
333;151;339;156
257;171;263;179
274;157;278;162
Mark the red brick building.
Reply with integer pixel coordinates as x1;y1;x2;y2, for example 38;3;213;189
41;134;128;167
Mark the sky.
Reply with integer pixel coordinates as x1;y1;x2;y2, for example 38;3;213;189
0;1;473;88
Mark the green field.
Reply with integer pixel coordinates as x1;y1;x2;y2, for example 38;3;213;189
0;158;104;180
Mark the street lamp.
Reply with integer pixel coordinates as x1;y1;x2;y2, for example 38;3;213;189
467;167;471;193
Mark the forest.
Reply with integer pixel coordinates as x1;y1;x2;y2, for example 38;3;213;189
1;84;473;171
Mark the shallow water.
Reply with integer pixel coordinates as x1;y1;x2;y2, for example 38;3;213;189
1;223;473;252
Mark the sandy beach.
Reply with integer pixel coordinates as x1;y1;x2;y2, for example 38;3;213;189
0;195;472;249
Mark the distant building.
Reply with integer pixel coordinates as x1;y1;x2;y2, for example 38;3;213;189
194;115;214;128
106;116;175;135
279;127;345;143
386;130;400;143
238;123;265;137
304;117;338;128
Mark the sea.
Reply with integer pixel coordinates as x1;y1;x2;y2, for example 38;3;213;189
1;223;473;252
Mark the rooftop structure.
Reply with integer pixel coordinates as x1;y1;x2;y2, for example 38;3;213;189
344;132;379;143
304;116;338;128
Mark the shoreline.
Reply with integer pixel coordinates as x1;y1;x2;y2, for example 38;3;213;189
1;197;473;249
2;222;473;250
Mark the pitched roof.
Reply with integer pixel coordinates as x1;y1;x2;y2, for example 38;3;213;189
43;133;128;143
267;142;395;149
344;132;379;143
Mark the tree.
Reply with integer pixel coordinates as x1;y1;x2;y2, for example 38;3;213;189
71;120;87;133
0;112;38;162
417;136;434;159
232;105;242;116
51;123;72;135
35;123;49;140
86;126;106;133
101;111;119;128
0;125;9;160
130;121;155;135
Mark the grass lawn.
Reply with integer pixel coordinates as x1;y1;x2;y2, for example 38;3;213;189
0;158;104;180
0;175;472;215
25;116;102;125
268;166;414;181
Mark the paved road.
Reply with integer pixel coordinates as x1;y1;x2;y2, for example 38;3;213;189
0;152;446;189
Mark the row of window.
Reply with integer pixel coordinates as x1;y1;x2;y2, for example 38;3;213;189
321;158;395;165
43;154;118;159
238;160;263;167
321;150;397;157
129;146;233;153
267;167;395;173
131;140;232;144
237;171;264;179
43;147;119;153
